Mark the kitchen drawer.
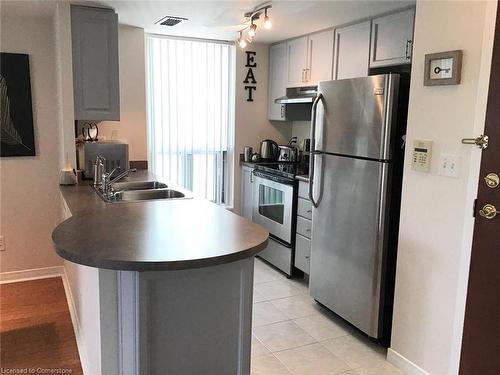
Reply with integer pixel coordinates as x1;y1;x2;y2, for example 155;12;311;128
296;216;312;239
295;234;311;274
297;198;312;220
298;180;310;199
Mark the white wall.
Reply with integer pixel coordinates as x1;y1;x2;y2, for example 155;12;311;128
99;25;148;161
0;12;64;273
389;2;497;374
233;43;291;213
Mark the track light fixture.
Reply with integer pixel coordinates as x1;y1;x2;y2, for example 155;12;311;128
237;3;272;49
248;20;257;38
237;31;247;48
264;8;272;30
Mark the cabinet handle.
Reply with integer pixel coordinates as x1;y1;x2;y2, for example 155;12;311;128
305;256;310;259
301;69;305;82
280;105;285;119
305;68;310;82
405;40;412;60
306;210;312;213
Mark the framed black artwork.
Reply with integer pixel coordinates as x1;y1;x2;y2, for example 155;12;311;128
0;52;36;156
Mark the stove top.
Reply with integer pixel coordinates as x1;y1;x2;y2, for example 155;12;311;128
255;162;308;180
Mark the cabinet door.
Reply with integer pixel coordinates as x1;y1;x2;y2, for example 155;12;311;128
370;8;415;67
307;30;334;84
240;166;254;220
287;36;308;87
268;43;288;121
71;5;120;121
333;21;371;80
295;234;311;274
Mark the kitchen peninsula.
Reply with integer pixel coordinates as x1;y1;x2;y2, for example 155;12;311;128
52;171;268;375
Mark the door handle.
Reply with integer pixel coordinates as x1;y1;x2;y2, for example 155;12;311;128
461;134;489;149
309;94;323;208
405;40;412;60
479;204;498;220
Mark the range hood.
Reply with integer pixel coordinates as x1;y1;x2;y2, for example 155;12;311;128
275;86;318;104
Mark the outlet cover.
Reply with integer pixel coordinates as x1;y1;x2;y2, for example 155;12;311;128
438;153;460;178
0;236;5;251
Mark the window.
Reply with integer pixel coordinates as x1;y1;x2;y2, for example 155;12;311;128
146;35;235;205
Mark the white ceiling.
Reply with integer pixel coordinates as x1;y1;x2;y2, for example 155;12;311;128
91;0;415;43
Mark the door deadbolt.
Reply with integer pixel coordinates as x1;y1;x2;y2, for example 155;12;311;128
479;204;498;220
484;173;499;188
461;134;489;149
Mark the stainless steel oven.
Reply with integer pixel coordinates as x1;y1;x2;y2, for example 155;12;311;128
252;169;296;275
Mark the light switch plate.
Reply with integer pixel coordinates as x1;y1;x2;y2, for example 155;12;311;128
411;140;433;173
438;153;460;178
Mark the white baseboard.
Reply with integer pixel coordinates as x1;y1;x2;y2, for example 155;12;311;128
61;268;91;375
0;266;64;283
387;348;431;375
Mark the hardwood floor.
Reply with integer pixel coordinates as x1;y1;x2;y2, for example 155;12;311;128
0;277;83;374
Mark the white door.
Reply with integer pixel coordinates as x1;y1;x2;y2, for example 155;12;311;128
287;36;308;87
240;166;254;219
307;30;334;84
370;8;415;67
268;42;288;121
333;21;371;80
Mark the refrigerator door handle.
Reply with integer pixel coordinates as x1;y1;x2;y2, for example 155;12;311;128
309;93;323;208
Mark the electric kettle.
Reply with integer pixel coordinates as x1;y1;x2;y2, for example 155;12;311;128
260;139;279;161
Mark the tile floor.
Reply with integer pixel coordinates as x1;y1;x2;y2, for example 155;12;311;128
251;257;404;375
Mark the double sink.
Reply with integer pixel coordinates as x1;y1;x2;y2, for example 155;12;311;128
95;180;190;203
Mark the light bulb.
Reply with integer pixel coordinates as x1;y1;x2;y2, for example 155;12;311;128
264;9;272;29
264;16;272;29
238;37;247;49
248;22;257;38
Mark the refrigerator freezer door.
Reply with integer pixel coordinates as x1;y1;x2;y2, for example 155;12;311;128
315;74;399;160
309;153;391;338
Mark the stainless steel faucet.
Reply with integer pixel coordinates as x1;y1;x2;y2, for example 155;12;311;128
101;167;137;198
93;155;106;187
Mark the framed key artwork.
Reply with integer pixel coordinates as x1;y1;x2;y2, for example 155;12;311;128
424;50;463;86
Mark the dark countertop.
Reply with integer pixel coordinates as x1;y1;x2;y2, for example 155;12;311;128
53;171;269;271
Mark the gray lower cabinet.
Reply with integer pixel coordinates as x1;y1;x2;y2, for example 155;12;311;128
295;181;312;274
370;8;415;67
241;166;254;220
71;5;120;121
295;234;311;274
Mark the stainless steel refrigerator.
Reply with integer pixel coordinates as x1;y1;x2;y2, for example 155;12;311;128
309;74;407;343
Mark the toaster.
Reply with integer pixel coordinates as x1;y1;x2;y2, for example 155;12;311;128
77;141;129;179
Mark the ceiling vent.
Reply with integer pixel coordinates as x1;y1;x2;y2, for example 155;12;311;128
156;16;187;26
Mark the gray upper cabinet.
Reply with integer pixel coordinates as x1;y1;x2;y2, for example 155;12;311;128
71;5;120;121
307;29;334;84
268;42;288;121
333;21;371;80
287;36;308;87
370;8;415;67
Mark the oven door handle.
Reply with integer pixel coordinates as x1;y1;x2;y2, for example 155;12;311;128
309;93;322;208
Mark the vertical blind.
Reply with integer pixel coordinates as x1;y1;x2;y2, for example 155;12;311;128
146;35;235;205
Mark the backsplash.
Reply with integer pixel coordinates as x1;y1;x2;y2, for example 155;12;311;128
291;121;311;149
